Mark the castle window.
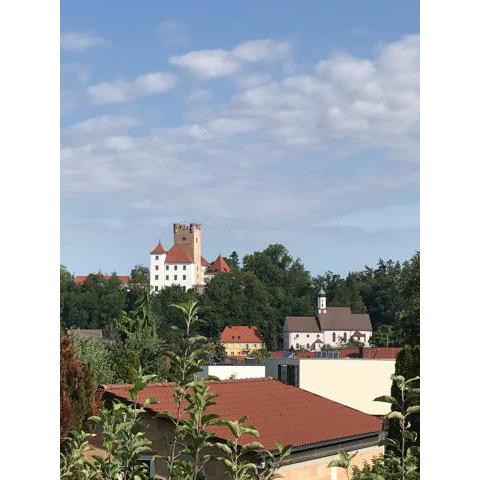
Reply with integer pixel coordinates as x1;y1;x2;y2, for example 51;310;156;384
166;265;169;271
166;275;169;280
155;255;159;260
174;275;177;281
155;265;159;270
182;275;186;280
174;265;178;271
155;275;158;280
183;265;186;270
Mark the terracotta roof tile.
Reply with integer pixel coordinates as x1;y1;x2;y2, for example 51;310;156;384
75;275;130;285
201;256;210;267
220;326;262;343
150;242;167;255
165;244;193;264
339;347;402;360
207;255;232;274
103;378;382;450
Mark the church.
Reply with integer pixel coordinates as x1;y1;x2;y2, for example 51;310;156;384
149;223;231;292
283;289;373;349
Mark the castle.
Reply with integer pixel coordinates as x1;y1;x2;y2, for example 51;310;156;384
149;223;231;292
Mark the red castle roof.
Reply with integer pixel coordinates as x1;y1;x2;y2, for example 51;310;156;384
165;244;194;264
207;255;232;274
102;378;382;450
150;241;166;255
75;275;130;285
220;326;262;344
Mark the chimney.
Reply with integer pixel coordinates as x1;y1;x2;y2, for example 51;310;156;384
317;287;327;314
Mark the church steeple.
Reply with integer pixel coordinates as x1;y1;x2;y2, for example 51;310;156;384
317;287;327;313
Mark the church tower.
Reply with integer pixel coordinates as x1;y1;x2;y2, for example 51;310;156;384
317;287;327;314
173;223;202;286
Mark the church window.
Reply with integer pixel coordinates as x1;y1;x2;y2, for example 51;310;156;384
333;332;336;342
306;343;310;349
306;334;310;338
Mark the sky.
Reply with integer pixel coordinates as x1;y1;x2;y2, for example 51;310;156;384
61;0;419;277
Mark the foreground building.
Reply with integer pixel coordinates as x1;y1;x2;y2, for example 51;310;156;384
265;348;400;415
283;289;373;349
96;378;384;479
220;326;264;357
149;223;231;292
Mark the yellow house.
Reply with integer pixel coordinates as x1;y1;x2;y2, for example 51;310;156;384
220;326;263;357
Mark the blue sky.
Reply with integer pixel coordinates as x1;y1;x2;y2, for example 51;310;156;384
61;0;419;277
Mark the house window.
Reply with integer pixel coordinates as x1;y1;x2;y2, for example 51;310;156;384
155;265;159;270
166;265;169;271
155;275;159;280
154;286;158;292
332;332;336;342
155;255;159;260
246;344;249;350
174;265;178;271
278;364;299;387
174;275;177;281
182;275;186;280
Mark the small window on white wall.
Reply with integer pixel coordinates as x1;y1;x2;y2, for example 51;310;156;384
155;265;159;271
166;265;169;271
155;255;159;260
166;275;169;280
182;275;186;280
155;275;158;280
183;265;186;270
333;332;336;342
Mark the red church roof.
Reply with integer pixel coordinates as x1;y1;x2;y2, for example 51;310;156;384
165;244;194;264
75;275;130;285
220;326;262;344
150;241;166;255
102;378;382;450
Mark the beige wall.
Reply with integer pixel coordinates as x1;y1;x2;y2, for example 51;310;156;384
298;359;395;415
279;446;383;480
222;342;263;356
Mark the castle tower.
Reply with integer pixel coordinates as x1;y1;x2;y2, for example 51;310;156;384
173;223;202;286
317;287;327;314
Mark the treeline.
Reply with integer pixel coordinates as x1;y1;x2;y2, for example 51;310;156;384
61;244;419;350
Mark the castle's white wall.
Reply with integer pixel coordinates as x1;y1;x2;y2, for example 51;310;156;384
150;256;197;291
150;253;166;291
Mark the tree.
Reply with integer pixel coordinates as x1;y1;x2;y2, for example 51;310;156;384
60;334;97;442
369;324;402;347
227;251;240;271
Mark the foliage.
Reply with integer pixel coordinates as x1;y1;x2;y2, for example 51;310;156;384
389;345;420;448
215;417;291;480
60;370;157;480
328;450;358;480
70;333;117;385
61;334;97;442
369;324;402;347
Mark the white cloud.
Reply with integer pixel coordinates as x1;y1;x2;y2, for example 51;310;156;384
64;115;140;143
87;72;176;104
62;35;418;234
61;32;109;51
169;38;290;78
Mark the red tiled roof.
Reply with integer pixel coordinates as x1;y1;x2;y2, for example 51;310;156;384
150;242;166;255
339;347;402;360
201;256;210;267
207;255;232;274
103;378;382;450
295;351;316;358
220;326;262;343
165;244;193;264
75;275;130;285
